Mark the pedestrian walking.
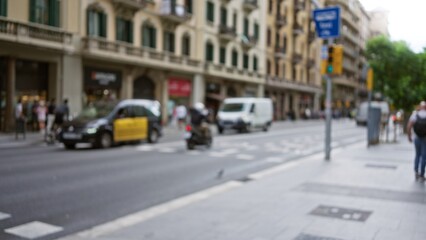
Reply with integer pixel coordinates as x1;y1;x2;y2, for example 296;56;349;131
55;99;69;127
31;100;39;131
176;104;187;130
37;100;47;135
46;98;56;136
15;98;26;140
407;101;426;181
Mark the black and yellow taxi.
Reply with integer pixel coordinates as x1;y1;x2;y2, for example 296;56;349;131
57;99;162;149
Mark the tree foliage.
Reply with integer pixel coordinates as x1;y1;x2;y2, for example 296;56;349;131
366;36;425;111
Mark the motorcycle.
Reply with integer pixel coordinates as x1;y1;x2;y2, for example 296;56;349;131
184;124;213;150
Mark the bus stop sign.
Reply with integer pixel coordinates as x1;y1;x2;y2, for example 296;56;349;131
313;7;341;39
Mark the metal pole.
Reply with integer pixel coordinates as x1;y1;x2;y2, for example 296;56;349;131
367;90;372;147
325;38;333;161
325;74;332;160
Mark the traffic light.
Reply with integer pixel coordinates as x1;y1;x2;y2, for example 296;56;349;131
367;68;374;91
321;45;343;75
331;45;343;75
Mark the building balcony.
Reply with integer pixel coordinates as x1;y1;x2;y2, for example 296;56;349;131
112;0;153;9
159;4;191;24
205;63;263;84
343;47;357;59
342;30;359;45
266;76;321;93
292;53;303;64
219;25;237;41
308;59;315;68
274;47;287;59
343;60;357;73
308;31;316;43
294;1;305;12
341;12;359;31
293;23;304;34
82;37;202;73
276;15;287;28
241;35;257;49
243;0;258;12
0;17;74;51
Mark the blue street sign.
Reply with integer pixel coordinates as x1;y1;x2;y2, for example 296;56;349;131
313;7;341;39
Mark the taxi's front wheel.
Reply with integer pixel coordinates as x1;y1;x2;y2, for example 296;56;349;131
148;129;159;144
96;132;113;148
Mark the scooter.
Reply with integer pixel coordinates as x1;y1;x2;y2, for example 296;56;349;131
184;124;213;150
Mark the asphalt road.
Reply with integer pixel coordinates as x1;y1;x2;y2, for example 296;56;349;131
0;120;366;240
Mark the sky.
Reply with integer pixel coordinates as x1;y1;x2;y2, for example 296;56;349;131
359;0;426;52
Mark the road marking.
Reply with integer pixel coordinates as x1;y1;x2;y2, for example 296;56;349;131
5;221;63;239
157;148;177;153
265;157;284;163
186;150;201;155
0;212;11;221
236;154;254;160
136;145;155;152
58;181;243;239
209;152;226;158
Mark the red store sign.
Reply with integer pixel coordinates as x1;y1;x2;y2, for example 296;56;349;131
168;78;192;97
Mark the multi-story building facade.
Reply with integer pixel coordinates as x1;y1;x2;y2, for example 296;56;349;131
0;0;266;131
265;0;323;120
324;0;369;115
369;8;389;38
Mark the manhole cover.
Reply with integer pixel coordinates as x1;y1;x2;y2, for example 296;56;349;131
309;205;372;222
295;233;344;240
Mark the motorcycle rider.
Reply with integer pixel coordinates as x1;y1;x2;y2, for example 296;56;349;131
189;102;211;140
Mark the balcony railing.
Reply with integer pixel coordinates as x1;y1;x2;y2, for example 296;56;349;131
293;23;304;34
276;15;287;28
82;37;202;71
241;35;257;49
294;1;305;11
243;0;258;12
205;62;263;83
292;53;303;63
112;0;153;9
308;59;315;68
0;17;73;50
219;25;236;41
266;76;321;93
159;4;191;23
274;47;286;58
308;31;316;43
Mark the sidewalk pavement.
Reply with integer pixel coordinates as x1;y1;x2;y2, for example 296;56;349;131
61;135;426;240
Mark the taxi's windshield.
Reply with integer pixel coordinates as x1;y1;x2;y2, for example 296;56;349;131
220;103;245;112
77;101;117;120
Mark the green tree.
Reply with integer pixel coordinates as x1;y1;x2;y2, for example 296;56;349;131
366;36;425;112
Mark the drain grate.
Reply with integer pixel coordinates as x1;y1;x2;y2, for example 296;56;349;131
294;233;344;240
365;164;397;170
309;205;372;222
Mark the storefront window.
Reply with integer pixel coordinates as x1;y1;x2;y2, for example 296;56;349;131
84;67;122;104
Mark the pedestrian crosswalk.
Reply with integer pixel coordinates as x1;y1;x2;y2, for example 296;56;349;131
133;134;352;163
0;211;63;239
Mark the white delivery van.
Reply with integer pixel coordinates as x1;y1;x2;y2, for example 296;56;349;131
216;98;273;134
356;101;390;126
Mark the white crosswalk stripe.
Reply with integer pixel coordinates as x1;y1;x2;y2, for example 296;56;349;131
0;212;11;221
236;154;255;160
5;221;63;239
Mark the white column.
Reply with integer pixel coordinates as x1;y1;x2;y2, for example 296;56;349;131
62;55;83;118
192;74;205;104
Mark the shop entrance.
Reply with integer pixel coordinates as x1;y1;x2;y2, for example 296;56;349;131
84;67;122;104
133;76;155;100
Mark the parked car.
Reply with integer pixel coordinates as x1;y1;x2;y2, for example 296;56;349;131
57;99;162;149
216;98;273;134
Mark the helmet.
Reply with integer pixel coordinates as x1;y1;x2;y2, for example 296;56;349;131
194;102;205;111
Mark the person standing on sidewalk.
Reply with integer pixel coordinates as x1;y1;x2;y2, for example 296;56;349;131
407;101;426;181
46;99;56;137
15;98;26;140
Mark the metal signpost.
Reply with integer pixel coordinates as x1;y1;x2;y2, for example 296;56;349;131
313;6;341;161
